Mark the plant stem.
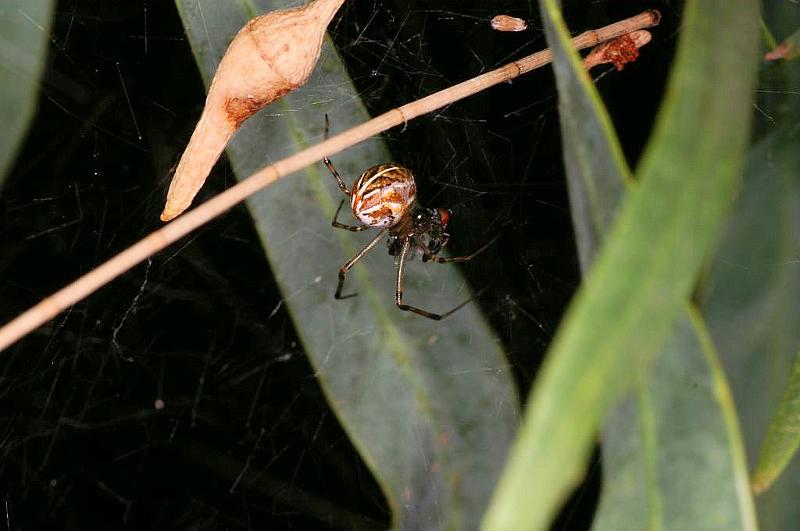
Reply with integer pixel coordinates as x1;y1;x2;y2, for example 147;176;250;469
0;9;660;352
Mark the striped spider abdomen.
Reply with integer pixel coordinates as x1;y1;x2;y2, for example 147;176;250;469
350;164;416;228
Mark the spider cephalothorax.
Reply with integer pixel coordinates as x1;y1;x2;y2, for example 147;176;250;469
323;117;493;320
386;207;451;260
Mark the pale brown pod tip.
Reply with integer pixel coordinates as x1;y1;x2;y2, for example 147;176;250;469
490;14;528;33
764;34;799;61
160;0;346;222
583;30;652;71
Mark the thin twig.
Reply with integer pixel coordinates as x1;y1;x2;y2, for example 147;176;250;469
0;10;661;352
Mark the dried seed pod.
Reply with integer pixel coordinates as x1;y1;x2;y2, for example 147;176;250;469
160;0;346;222
583;30;652;71
764;29;800;61
491;14;528;33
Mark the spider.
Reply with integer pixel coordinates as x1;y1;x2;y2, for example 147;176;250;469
322;117;495;320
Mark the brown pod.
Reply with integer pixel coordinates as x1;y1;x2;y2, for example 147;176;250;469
490;14;528;33
160;0;346;222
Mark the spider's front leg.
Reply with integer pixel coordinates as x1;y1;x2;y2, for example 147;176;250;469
335;228;388;300
395;237;469;320
397;235;496;320
421;233;499;263
323;114;350;196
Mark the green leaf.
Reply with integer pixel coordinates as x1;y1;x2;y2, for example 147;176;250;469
539;4;633;274
483;1;761;529
0;0;55;184
702;7;800;524
526;0;757;528
753;349;800;494
703;122;800;531
174;1;519;529
531;0;757;527
594;310;756;531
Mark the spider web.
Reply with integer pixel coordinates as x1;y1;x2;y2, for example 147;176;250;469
0;0;678;528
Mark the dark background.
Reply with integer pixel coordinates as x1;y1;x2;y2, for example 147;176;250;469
0;1;678;529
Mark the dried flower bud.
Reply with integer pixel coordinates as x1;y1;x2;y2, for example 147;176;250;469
583;30;652;71
160;0;346;222
491;14;528;33
764;30;800;61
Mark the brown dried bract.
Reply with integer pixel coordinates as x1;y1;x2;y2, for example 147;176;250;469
583;30;652;71
764;42;791;61
764;29;800;61
491;14;528;33
160;0;346;222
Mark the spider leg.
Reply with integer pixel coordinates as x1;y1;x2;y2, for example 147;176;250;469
332;199;368;232
423;233;499;263
395;237;475;320
336;228;388;300
323;114;350;195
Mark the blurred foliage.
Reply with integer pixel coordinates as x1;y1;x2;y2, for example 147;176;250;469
705;3;800;526
754;350;800;495
485;0;765;529
0;0;54;183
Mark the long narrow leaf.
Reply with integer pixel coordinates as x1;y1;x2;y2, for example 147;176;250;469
702;4;800;526
753;349;800;494
704;126;800;528
524;0;758;528
538;4;633;273
595;310;757;530
483;1;760;529
703;20;800;529
532;9;657;526
538;0;756;527
0;0;55;183
174;1;519;529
